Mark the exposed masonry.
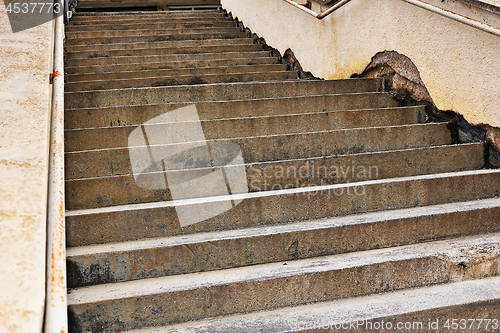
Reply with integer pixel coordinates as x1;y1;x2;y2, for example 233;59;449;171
356;50;500;167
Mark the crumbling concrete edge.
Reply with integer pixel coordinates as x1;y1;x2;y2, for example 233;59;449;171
354;50;500;168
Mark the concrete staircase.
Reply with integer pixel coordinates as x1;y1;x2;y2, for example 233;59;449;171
64;9;500;333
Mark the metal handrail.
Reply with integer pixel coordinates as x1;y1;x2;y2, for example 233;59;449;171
44;1;67;332
283;0;500;36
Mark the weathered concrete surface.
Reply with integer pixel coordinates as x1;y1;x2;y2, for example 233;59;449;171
124;275;500;333
0;5;52;333
64;143;484;210
67;233;500;331
220;0;500;128
64;92;397;129
66;195;499;288
65;169;500;246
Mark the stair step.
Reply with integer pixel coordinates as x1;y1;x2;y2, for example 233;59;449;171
67;195;500;288
65;50;272;68
65;31;250;47
65;169;500;246
65;20;238;32
66;35;252;53
66;105;425;145
65;57;279;75
65;43;264;60
65;93;399;129
64;79;384;109
65;70;298;91
66;64;287;82
75;0;221;9
65;122;451;181
67;232;500;331
123;275;500;333
65;142;483;214
70;11;225;21
66;26;243;39
68;16;232;26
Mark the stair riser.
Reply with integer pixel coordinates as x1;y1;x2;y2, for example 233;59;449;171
66;44;263;60
67;198;498;288
67;255;500;331
65;57;279;75
65;171;500;247
64;143;484;210
65;71;298;91
66;106;425;150
70;13;226;22
66;64;286;82
65;93;398;129
65;21;239;32
66;123;450;183
65;79;383;109
66;32;250;47
68;16;232;26
64;51;272;68
66;36;251;53
66;27;243;39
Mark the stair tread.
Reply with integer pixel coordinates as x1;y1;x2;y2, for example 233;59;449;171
123;275;500;333
67;196;500;256
67;231;500;304
65;168;500;216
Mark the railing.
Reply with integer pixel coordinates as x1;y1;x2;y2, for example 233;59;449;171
44;1;67;332
284;0;500;36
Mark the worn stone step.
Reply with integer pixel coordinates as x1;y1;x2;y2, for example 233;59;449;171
66;64;287;83
65;20;238;32
123;275;500;333
65;43;263;60
64;50;272;68
66;37;253;53
72;9;221;16
64;78;384;109
66;70;298;91
65;93;398;129
66;105;425;148
65;122;451;182
64;168;500;247
65;31;250;47
70;11;225;21
66;26;243;39
66;195;499;288
65;56;279;75
76;0;221;8
64;141;482;212
68;16;232;26
66;233;500;331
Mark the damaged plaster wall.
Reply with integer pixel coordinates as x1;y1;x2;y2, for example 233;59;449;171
220;0;500;145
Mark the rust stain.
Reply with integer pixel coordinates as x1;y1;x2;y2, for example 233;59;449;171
49;71;61;84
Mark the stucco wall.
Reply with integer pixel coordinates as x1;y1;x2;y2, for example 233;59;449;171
222;0;500;128
0;6;53;333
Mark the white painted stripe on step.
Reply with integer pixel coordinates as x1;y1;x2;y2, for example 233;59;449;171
65;169;500;216
66;196;500;256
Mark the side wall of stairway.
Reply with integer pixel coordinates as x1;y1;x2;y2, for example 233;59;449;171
221;0;500;130
0;6;54;333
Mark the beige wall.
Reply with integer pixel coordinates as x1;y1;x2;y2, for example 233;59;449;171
222;0;500;128
0;6;53;333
